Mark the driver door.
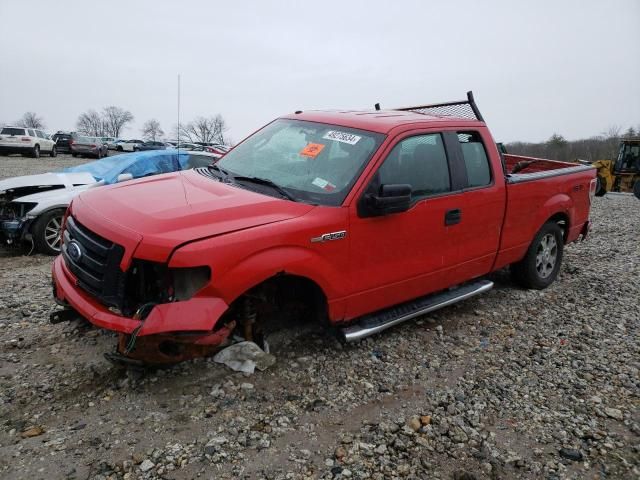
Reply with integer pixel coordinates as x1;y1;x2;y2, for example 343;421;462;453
345;131;461;318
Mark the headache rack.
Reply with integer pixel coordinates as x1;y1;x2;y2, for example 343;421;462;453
375;91;485;122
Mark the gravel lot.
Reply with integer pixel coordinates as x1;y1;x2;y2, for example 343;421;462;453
0;155;638;479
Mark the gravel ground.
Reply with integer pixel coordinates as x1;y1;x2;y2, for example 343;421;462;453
0;155;638;479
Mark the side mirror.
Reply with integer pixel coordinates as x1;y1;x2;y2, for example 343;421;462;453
116;173;133;183
359;184;412;217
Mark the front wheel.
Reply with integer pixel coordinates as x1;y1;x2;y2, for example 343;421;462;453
50;145;57;157
511;221;564;289
32;209;66;255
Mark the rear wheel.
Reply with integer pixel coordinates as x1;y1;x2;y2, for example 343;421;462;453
50;145;57;157
32;145;40;158
104;148;109;157
633;180;640;200
32;209;66;255
97;149;102;159
71;153;78;157
511;221;564;289
595;175;607;196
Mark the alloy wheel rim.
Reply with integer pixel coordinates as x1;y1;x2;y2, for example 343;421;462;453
535;233;557;278
45;216;63;251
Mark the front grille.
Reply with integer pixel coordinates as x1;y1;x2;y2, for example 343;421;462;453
61;216;125;309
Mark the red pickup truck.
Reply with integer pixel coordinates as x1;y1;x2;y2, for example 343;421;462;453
52;92;596;363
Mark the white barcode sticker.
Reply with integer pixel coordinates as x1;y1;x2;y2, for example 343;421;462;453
323;130;361;145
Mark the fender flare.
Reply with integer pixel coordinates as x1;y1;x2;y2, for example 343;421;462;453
214;245;341;304
533;193;572;241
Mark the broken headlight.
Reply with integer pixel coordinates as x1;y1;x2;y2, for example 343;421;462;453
123;261;211;316
0;201;38;219
172;266;211;300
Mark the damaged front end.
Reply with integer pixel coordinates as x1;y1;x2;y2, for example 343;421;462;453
108;260;236;365
0;200;37;247
53;217;237;365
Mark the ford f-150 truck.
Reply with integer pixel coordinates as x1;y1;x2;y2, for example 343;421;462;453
51;92;596;364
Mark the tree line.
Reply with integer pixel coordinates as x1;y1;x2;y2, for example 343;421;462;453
506;125;639;162
6;108;229;144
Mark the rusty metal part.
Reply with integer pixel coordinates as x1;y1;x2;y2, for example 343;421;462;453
241;297;257;342
110;321;236;366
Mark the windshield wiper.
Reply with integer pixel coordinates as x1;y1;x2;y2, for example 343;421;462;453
233;175;296;201
207;164;233;182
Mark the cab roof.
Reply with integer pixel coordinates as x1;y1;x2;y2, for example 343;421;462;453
281;109;485;134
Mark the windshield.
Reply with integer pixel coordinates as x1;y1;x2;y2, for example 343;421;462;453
217;119;384;206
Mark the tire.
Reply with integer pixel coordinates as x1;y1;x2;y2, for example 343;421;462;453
32;209;66;255
117;146;123;152
633;180;640;200
97;149;103;159
595;175;607;197
511;221;564;290
71;153;78;158
103;149;109;157
32;145;40;158
50;145;57;157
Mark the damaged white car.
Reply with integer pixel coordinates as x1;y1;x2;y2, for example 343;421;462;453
0;150;220;254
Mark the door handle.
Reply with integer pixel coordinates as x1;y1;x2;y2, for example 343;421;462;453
445;208;462;226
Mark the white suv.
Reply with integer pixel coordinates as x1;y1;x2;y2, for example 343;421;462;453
0;126;57;158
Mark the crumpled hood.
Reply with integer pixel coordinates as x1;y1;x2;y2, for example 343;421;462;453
12;184;99;214
75;170;315;261
0;172;97;198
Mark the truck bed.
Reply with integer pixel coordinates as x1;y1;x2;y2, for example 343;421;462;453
494;154;596;270
504;154;592;180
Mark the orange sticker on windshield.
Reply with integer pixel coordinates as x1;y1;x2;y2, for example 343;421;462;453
300;143;325;158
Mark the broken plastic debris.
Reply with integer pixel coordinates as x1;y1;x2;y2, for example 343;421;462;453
213;341;276;374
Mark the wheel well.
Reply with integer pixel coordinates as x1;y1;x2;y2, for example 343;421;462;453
223;273;329;332
546;212;570;242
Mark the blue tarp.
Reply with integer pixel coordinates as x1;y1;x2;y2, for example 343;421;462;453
62;150;192;184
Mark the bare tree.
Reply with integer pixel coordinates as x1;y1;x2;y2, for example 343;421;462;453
178;115;228;144
623;126;637;138
102;106;133;138
141;119;164;141
602;125;622;139
76;110;105;136
17;112;45;129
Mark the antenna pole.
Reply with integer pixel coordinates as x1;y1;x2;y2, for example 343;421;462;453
177;74;181;152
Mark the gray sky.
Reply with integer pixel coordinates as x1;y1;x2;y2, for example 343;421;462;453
1;0;638;143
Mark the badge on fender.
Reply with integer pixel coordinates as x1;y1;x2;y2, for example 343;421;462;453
311;230;347;243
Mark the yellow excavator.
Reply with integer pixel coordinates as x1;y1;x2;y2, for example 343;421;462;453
590;138;640;199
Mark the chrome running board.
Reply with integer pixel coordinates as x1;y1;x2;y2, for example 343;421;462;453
340;280;494;342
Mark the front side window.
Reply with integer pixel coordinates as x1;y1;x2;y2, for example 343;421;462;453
458;132;491;188
376;133;451;200
217;119;385;206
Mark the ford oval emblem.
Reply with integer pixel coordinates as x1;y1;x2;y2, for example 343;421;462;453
68;241;82;262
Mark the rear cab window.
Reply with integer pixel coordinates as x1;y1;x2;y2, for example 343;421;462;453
457;132;492;188
28;129;35;137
